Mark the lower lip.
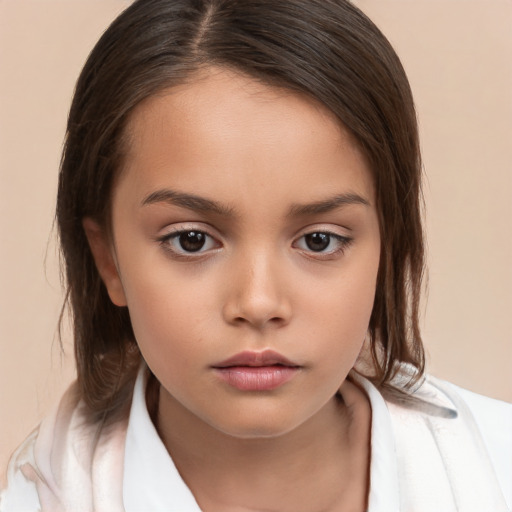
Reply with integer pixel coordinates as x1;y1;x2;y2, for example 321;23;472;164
214;365;299;391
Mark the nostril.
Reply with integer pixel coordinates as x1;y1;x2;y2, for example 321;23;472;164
230;315;287;328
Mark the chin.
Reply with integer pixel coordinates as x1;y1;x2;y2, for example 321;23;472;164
208;411;307;440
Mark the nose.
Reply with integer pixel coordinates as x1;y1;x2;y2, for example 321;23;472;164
222;250;292;329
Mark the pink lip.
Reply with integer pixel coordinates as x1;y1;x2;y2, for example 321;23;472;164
213;349;297;368
212;350;301;391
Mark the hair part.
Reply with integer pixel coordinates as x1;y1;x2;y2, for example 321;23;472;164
57;0;425;421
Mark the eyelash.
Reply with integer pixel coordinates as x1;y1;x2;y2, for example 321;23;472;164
157;228;353;260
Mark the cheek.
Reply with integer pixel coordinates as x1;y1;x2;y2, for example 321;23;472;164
318;247;378;317
304;252;379;358
125;287;213;395
118;262;212;362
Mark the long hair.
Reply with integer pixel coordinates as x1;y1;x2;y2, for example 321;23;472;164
57;0;425;420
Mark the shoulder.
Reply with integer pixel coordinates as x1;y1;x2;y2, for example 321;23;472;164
440;379;512;502
1;382;130;512
0;430;40;512
428;377;512;459
442;379;512;440
349;369;512;510
0;383;85;512
386;371;512;508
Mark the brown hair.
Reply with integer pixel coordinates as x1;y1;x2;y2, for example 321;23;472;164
57;0;425;420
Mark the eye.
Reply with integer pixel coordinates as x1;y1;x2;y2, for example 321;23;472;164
294;231;352;256
159;229;218;255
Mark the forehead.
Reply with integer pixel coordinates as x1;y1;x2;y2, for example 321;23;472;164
118;67;374;211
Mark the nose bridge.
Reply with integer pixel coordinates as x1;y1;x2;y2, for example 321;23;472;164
223;243;291;328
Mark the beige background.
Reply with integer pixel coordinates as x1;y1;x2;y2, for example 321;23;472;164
1;0;511;482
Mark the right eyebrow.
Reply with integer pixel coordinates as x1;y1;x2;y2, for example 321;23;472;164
141;188;237;217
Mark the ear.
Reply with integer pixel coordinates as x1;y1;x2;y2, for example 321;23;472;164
82;217;127;307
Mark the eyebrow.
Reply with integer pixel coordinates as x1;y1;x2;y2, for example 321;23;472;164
287;193;370;216
141;189;237;217
141;188;369;217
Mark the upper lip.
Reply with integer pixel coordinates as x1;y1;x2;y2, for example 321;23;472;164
212;349;299;368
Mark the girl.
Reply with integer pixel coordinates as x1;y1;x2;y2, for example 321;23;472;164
1;0;510;510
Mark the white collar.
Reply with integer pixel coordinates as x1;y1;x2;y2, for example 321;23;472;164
350;373;400;512
123;369;201;511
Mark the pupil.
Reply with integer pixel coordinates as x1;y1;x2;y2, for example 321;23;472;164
305;233;330;252
179;231;206;252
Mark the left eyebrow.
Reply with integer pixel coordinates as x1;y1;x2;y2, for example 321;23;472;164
287;193;370;216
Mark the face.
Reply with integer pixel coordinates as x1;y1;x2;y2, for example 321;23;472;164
87;68;380;439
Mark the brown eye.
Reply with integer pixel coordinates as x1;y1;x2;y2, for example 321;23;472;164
159;229;218;256
304;232;330;252
178;231;206;252
294;230;353;257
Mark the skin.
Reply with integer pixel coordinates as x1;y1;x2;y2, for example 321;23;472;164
85;68;380;511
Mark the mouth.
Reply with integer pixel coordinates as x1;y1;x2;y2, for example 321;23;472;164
212;350;301;391
213;349;299;368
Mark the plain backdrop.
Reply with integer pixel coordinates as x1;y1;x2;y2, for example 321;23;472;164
1;0;511;483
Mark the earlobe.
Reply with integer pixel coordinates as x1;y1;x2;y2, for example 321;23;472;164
82;217;127;307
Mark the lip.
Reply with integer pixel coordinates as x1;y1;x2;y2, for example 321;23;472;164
212;349;298;368
212;350;301;391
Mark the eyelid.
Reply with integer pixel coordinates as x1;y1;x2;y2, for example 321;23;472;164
293;223;352;240
156;222;220;239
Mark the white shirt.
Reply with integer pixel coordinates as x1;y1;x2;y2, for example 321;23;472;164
1;367;511;511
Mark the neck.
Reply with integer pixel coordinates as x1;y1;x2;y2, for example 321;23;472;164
156;379;371;512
